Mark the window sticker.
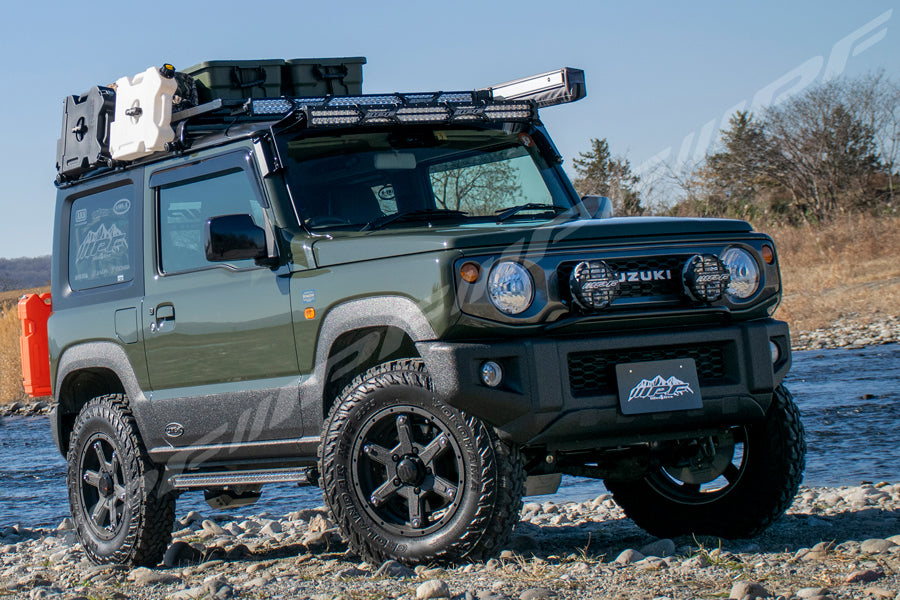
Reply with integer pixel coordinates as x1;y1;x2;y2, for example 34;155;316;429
69;186;135;290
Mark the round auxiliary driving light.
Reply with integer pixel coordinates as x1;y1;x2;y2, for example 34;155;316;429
487;262;534;315
481;361;503;387
770;341;780;364
721;247;760;300
569;260;619;310
683;254;731;302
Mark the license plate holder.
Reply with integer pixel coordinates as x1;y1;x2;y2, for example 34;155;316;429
616;358;703;415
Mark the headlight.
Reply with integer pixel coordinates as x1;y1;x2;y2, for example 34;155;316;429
487;261;534;315
721;247;760;299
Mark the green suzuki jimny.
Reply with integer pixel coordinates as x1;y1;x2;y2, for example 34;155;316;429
41;60;804;566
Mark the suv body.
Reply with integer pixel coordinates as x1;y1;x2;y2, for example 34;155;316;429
44;64;804;566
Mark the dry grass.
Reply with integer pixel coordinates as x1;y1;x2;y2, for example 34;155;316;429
0;304;30;405
0;218;897;404
0;287;49;404
766;214;900;333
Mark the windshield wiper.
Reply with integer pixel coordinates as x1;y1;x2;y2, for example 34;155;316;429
363;209;469;231
495;203;569;223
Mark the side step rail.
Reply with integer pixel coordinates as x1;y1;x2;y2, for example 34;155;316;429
169;467;311;489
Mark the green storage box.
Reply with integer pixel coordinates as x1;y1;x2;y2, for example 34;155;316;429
284;57;366;97
183;59;285;102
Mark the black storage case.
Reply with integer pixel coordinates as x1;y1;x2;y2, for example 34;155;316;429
56;86;115;179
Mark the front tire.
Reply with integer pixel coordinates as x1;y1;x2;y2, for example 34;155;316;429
606;385;805;539
319;359;525;564
67;394;176;566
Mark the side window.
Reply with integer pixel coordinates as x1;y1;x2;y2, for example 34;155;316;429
158;169;265;273
68;185;136;290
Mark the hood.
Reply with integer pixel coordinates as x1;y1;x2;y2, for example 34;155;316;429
310;216;755;267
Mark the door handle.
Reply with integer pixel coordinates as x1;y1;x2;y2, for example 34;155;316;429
151;304;175;332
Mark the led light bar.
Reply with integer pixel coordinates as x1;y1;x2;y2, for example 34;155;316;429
248;91;492;118
290;98;535;128
308;107;362;126
483;67;586;108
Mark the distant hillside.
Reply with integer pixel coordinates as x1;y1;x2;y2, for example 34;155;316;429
0;256;51;291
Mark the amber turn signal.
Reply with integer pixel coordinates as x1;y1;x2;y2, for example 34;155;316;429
460;262;481;283
304;307;316;320
761;244;775;264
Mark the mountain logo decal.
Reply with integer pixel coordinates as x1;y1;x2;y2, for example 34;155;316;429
627;375;694;402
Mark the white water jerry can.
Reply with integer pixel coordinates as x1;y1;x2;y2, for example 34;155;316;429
109;65;177;161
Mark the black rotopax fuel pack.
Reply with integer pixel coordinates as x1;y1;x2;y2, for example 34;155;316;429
56;86;115;179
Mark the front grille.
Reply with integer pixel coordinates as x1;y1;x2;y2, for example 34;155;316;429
558;255;689;308
568;344;728;397
605;256;686;298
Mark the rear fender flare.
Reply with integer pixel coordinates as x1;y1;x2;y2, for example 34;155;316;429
53;342;148;455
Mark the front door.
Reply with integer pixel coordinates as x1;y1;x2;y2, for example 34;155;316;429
140;150;301;461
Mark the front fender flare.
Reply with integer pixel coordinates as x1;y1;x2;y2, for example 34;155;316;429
300;296;438;431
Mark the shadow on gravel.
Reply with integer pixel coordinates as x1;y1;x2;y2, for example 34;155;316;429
178;507;900;568
504;507;900;560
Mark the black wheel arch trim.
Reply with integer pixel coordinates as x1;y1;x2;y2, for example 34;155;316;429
300;296;440;435
53;341;149;456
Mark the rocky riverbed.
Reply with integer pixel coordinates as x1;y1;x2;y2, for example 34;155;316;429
791;315;899;351
2;482;900;600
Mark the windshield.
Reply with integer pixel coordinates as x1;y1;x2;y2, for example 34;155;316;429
280;128;574;231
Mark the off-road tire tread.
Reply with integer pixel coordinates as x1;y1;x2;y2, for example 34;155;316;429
319;359;525;564
67;394;176;566
606;384;805;539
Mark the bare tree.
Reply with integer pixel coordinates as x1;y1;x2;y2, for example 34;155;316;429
850;70;900;202
431;161;521;215
764;81;880;221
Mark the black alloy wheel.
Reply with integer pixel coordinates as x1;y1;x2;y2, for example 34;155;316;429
67;394;176;565
320;359;525;564
77;433;128;539
646;426;749;504
606;385;805;539
351;405;464;536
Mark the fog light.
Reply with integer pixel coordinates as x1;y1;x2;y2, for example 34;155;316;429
481;361;503;387
570;260;619;310
770;341;780;363
683;254;731;302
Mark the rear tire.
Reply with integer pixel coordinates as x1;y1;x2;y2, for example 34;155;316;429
606;385;805;539
319;359;525;564
67;394;176;566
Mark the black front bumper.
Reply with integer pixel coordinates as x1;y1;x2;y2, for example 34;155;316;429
416;319;791;449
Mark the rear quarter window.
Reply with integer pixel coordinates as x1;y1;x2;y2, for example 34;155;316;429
68;185;136;290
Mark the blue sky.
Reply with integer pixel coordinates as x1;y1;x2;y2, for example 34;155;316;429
1;0;897;259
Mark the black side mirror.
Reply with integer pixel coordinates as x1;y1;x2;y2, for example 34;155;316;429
205;214;268;263
579;195;614;219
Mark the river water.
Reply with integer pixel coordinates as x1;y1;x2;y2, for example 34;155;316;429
2;345;898;529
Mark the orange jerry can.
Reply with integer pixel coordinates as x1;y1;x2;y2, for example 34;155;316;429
18;293;52;397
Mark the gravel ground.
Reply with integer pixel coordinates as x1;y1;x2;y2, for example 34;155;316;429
792;315;900;351
3;320;899;598
2;482;900;600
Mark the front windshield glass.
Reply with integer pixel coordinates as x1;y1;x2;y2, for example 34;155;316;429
281;128;573;230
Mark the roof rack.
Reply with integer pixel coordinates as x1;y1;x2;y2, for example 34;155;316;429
172;90;536;124
57;65;586;182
